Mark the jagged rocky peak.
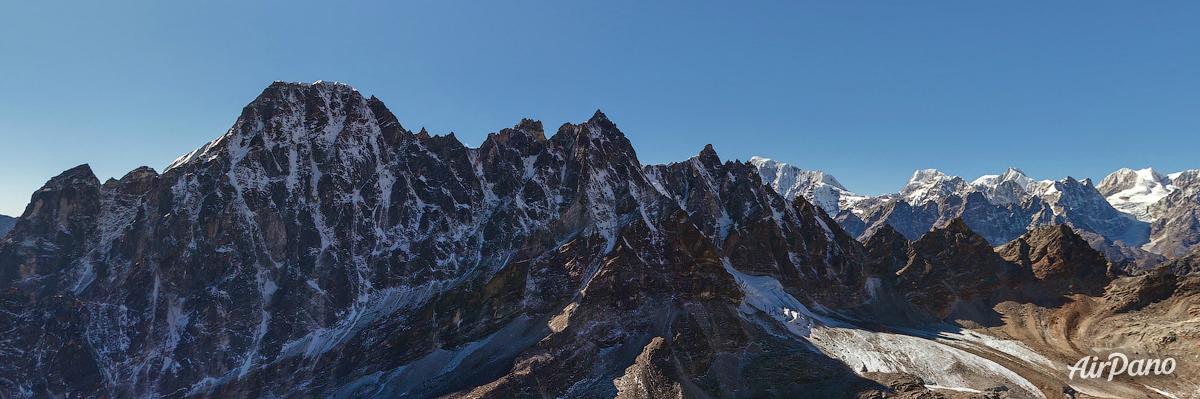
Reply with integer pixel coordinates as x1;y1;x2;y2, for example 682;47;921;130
0;164;103;286
1036;176;1136;236
863;217;1015;318
1170;169;1200;188
165;80;398;174
575;109;623;141
902;168;948;191
512;118;546;141
1097;167;1171;197
970;167;1038;206
21;164;102;224
861;224;910;277
995;224;1112;295
647;144;871;307
747;156;865;214
695;143;722;169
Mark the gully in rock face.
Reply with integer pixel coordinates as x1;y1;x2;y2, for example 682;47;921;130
1067;353;1177;381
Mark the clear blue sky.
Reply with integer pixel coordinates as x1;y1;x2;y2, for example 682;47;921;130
3;1;1200;216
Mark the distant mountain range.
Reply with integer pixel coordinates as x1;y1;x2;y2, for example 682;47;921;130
0;215;14;238
752;159;1199;269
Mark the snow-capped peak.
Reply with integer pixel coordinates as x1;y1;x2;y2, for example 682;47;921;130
904;169;948;190
749;156;865;213
900;169;967;205
166;81;374;173
966;168;1042;205
970;174;1000;187
749;157;845;189
1096;167;1177;222
971;167;1036;192
1167;170;1200;188
999;167;1036;190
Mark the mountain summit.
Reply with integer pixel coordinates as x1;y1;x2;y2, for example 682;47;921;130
748;156;866;213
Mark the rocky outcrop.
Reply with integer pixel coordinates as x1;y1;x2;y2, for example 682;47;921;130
862;218;1017;318
995;225;1114;300
863;221;1118;318
1161;245;1200;276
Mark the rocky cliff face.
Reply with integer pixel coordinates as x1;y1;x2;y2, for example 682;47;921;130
994;225;1113;299
1145;170;1200;258
0;82;899;398
1162;245;1200;276
860;219;1018;319
857;220;1119;324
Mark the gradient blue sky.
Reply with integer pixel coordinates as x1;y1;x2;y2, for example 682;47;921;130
2;1;1199;216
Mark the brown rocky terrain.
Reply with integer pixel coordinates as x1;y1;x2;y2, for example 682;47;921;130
1163;244;1200;277
854;221;1198;399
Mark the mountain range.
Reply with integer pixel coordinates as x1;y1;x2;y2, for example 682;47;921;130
1;81;1196;398
753;159;1200;270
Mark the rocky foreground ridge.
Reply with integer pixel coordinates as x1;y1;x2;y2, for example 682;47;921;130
0;81;1196;398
